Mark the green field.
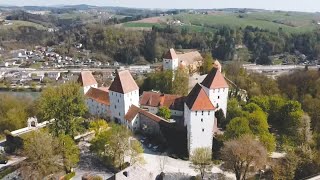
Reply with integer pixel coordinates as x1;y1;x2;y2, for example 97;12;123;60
0;20;47;30
174;12;319;33
122;11;320;34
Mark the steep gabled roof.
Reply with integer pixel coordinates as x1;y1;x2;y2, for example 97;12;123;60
77;71;97;87
109;70;139;94
164;48;178;59
140;91;184;111
125;105;165;123
201;67;229;89
185;83;215;111
85;87;110;105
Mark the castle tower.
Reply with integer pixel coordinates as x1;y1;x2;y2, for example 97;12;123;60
201;67;229;116
109;70;139;125
184;83;216;156
77;71;98;94
163;48;179;71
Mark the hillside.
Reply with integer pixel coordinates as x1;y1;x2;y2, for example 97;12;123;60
122;11;320;33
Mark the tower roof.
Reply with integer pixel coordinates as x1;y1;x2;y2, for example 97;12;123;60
77;71;97;87
109;70;139;94
201;67;229;89
164;48;178;59
185;83;215;111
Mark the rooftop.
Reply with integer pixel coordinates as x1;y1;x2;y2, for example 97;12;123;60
140;91;184;111
77;71;97;87
185;83;215;111
163;48;178;60
201;67;229;89
85;87;110;105
109;70;139;94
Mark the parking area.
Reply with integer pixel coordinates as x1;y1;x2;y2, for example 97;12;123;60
135;135;236;179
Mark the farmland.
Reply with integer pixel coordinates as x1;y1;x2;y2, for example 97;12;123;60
122;11;320;33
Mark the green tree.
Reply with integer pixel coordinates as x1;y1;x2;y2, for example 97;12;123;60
157;106;171;120
90;123;142;169
225;117;252;139
190;147;213;180
20;130;59;179
58;134;80;173
129;140;144;165
38;82;87;137
201;53;214;74
172;67;189;96
89;119;109;135
221;135;268;180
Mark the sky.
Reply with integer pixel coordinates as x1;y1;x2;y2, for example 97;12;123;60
1;0;319;12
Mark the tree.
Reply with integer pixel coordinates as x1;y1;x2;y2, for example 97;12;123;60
172;67;189;96
90;123;143;169
129;140;144;165
157;106;171;120
20;130;59;179
221;135;268;180
89;119;109;135
38;82;87;137
190;147;213;180
224;117;252;139
201;53;214;74
58;134;80;173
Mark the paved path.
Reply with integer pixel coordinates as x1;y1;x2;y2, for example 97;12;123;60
71;138;113;180
141;147;235;179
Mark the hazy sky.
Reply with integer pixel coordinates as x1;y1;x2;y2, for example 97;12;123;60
1;0;319;12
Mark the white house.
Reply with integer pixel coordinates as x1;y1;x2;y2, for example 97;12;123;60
85;87;110;119
163;48;179;71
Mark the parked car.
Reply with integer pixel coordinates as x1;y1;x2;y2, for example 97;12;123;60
0;155;8;164
152;145;159;152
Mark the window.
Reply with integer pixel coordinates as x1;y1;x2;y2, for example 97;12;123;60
201;118;203;122
208;111;210;115
218;96;220;99
119;112;121;116
217;103;219;108
202;129;204;132
202;111;204;115
195;111;197;116
115;105;117;109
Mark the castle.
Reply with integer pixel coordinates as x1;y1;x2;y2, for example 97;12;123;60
79;48;229;156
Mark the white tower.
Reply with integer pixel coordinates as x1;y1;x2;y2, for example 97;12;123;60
163;48;179;71
109;70;140;125
201;67;229;117
77;71;98;94
184;83;216;156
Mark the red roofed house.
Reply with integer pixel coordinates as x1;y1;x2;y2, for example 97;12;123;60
85;87;110;119
78;71;98;94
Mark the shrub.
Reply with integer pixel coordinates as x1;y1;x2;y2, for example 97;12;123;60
63;172;75;180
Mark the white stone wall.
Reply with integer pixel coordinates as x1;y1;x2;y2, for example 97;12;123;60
203;87;229;116
109;89;139;124
163;58;179;71
184;104;215;156
86;98;109;118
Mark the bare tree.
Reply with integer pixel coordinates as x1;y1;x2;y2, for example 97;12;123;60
159;153;168;172
190;147;213;179
221;134;268;180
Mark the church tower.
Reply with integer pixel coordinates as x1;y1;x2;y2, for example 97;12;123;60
163;48;179;71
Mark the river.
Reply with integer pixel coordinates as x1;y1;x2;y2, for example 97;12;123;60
0;91;40;100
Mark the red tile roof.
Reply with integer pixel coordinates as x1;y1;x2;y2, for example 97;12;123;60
125;105;165;123
185;83;215;111
77;71;98;87
140;91;184;111
85;87;110;105
201;67;229;89
164;48;178;59
177;51;203;66
109;70;139;94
